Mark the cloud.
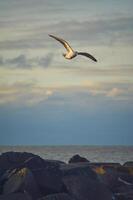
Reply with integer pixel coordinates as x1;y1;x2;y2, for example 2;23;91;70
0;56;4;65
0;15;133;51
37;16;133;46
107;88;124;97
0;79;132;106
0;53;54;69
68;64;133;77
37;53;54;68
0;83;54;106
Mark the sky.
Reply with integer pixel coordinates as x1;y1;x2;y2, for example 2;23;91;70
0;0;133;145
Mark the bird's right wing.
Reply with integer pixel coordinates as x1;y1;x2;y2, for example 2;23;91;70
77;52;97;62
49;34;74;53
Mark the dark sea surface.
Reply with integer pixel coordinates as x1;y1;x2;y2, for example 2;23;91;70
0;146;133;164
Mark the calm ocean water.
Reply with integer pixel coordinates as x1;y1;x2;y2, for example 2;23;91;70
0;146;133;164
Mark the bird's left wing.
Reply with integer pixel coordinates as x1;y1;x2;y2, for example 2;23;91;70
77;52;97;62
49;34;74;53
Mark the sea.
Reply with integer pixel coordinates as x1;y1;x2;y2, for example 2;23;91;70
0;146;133;164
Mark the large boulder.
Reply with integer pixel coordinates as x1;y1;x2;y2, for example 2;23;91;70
60;163;98;180
0;192;32;200
95;166;119;190
39;193;75;200
63;174;113;200
32;164;63;196
0;152;43;170
68;154;89;164
123;161;133;167
3;168;40;199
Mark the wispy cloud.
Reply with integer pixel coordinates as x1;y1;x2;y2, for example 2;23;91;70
0;53;54;69
0;16;133;51
0;82;54;106
0;80;132;106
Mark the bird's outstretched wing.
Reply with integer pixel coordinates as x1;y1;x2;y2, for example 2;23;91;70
49;34;74;53
77;52;97;62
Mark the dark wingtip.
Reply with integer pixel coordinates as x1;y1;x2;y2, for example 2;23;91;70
49;34;54;38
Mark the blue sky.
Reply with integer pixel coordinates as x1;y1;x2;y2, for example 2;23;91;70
0;0;133;145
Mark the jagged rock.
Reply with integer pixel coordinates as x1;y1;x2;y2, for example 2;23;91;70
3;168;40;199
68;154;89;164
39;193;75;200
0;192;32;200
63;174;113;200
60;163;98;180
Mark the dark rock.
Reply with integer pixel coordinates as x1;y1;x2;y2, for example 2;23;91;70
45;159;65;165
3;167;40;199
32;165;63;196
115;192;133;200
68;154;89;164
0;192;32;200
123;161;133;167
39;193;75;200
63;174;113;200
60;163;98;180
114;184;133;200
119;174;133;185
90;162;121;167
96;166;119;190
0;151;42;170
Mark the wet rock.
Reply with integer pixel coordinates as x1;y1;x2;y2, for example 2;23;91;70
68;154;89;164
63;174;113;200
39;193;75;200
0;192;32;200
3;167;40;199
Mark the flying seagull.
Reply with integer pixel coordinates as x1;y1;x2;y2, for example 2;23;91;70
49;34;97;62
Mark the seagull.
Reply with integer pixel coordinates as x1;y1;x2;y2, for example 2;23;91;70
49;34;97;62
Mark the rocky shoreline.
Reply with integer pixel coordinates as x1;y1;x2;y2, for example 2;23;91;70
0;152;133;200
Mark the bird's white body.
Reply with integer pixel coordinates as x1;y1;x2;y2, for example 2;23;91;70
64;51;78;59
49;34;97;62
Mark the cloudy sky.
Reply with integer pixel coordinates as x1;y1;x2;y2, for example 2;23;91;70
0;0;133;145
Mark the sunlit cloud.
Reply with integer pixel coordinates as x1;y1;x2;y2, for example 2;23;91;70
107;88;124;97
0;79;132;107
0;82;54;106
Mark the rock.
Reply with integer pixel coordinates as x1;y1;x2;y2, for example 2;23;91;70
32;164;63;196
68;154;89;164
123;161;133;167
3;167;40;199
90;162;121;168
95;166;119;190
39;193;75;200
60;163;98;180
0;151;42;170
114;184;133;200
0;192;32;200
63;174;113;200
